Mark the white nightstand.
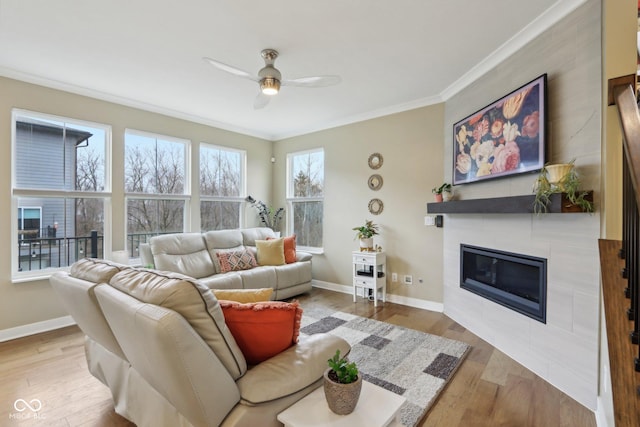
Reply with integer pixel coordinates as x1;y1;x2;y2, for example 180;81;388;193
352;251;386;306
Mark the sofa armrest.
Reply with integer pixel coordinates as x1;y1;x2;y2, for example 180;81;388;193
295;251;312;262
236;333;349;405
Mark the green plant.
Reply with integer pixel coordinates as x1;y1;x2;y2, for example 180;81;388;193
245;195;284;230
432;183;452;195
327;349;359;384
533;160;594;214
352;219;379;240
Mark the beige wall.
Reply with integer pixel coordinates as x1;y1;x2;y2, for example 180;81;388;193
0;77;272;332
273;105;445;303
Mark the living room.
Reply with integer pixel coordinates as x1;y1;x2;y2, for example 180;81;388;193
0;0;636;426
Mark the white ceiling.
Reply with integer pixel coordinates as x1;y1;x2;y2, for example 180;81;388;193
0;0;585;141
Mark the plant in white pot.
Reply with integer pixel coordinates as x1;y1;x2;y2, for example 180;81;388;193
432;183;452;202
352;219;379;252
324;349;362;415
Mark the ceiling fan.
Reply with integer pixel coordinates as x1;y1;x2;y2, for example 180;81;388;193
203;49;341;109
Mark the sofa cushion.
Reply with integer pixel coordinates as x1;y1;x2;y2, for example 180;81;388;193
219;300;302;365
108;268;247;379
70;257;128;283
199;273;244;290
237;333;351;405
216;249;257;273
239;266;277;290
241;227;276;246
204;229;244;250
268;234;297;264
150;233;215;279
213;288;273;303
255;238;285;266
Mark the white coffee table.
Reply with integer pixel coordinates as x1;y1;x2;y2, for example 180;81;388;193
277;380;406;427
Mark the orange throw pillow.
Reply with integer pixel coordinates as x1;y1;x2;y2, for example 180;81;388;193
267;234;297;264
219;300;302;365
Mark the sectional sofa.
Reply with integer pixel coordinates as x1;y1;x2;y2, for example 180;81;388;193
50;258;349;427
140;227;312;300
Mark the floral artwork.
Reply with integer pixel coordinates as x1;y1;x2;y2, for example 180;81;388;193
453;74;546;185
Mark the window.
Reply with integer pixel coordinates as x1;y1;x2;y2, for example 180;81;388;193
125;130;189;256
287;149;324;250
12;110;111;277
200;144;245;230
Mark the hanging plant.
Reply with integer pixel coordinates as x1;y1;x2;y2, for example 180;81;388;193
532;160;594;214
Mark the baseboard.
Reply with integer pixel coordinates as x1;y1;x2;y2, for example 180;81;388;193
594;396;611;427
311;280;444;313
0;315;76;342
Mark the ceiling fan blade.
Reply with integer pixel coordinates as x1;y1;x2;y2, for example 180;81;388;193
203;57;258;81
281;75;341;88
253;92;271;109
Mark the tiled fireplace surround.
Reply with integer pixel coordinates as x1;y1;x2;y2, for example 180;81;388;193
443;213;600;410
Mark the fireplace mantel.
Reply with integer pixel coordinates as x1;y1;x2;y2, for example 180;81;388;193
426;192;593;214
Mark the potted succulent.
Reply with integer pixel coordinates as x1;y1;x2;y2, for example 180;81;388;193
533;160;594;214
352;219;379;252
432;183;452;202
323;349;362;415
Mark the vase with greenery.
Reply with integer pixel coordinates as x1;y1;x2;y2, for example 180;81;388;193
533;160;594;214
323;349;362;415
352;219;379;251
432;183;452;202
245;195;284;231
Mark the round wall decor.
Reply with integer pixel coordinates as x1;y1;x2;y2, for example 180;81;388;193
368;153;383;169
368;198;384;215
368;174;383;191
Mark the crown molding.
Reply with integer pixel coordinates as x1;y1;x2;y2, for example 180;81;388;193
440;0;588;100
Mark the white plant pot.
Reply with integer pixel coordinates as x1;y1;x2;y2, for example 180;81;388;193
442;191;453;202
359;238;373;252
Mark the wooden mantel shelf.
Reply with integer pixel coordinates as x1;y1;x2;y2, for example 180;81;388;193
427;192;593;214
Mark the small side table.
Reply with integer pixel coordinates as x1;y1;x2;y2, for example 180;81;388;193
352;251;386;307
277;381;405;427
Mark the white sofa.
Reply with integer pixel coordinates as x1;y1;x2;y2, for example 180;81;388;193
50;258;349;427
140;228;312;300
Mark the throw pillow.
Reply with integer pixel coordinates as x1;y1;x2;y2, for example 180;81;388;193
255;238;285;266
267;234;297;264
219;300;302;365
213;288;273;303
216;250;257;273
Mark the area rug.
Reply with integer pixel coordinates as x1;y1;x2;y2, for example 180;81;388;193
300;307;470;427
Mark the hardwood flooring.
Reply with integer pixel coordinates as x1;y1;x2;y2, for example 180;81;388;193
0;288;596;427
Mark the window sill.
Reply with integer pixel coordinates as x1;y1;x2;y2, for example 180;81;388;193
298;247;324;255
12;269;64;284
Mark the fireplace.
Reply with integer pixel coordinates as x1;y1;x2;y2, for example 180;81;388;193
460;244;547;323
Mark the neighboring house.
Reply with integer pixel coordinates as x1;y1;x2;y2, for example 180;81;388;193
15;118;93;271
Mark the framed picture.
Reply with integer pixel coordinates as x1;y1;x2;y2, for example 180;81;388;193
453;74;547;185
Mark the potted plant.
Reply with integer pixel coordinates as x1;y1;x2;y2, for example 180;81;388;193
533;160;594;214
352;219;379;251
432;183;452;202
245;195;284;233
323;349;362;415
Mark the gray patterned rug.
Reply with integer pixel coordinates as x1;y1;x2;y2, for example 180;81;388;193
300;307;470;426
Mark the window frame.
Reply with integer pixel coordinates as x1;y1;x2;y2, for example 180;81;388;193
199;142;247;230
11;109;112;282
124;129;191;259
286;148;325;252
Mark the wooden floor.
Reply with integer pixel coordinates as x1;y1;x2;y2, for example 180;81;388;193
0;288;596;427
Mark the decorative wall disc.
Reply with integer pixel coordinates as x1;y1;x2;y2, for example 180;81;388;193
368;174;383;191
368;153;383;169
368;198;384;215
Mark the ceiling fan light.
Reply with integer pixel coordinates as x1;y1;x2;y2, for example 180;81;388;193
260;77;280;95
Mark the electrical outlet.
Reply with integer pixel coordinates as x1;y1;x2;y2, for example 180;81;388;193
404;275;413;285
392;273;398;282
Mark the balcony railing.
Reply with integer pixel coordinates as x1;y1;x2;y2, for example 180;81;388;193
17;230;169;272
